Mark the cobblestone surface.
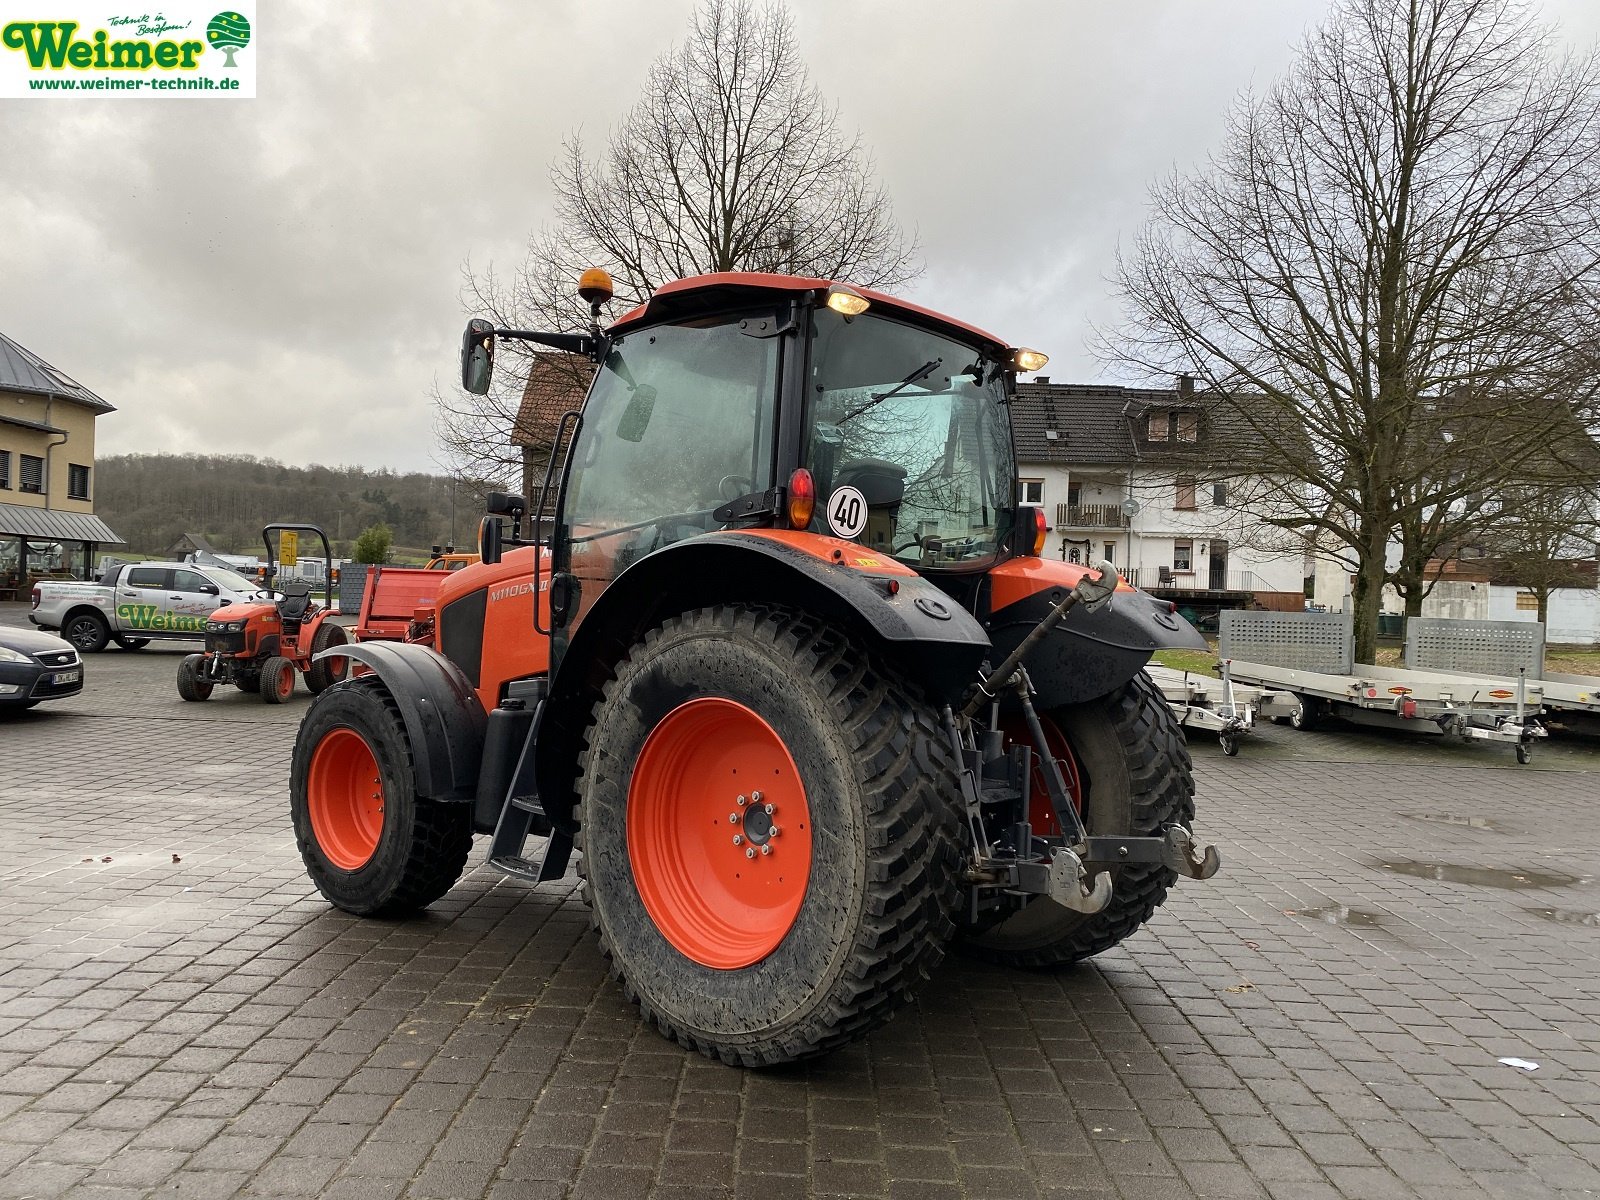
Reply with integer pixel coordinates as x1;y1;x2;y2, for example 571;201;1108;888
2;605;1598;1199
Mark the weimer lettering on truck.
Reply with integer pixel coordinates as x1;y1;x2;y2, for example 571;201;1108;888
114;604;210;633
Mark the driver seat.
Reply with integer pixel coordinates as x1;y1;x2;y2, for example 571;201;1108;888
277;580;314;627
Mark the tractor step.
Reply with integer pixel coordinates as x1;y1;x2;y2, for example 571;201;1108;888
488;828;573;884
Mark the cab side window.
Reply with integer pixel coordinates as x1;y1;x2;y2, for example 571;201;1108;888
173;571;212;593
125;568;170;589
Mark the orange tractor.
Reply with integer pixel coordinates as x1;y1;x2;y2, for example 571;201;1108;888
289;271;1220;1065
179;524;350;704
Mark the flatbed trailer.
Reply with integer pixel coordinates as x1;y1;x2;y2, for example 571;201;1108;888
1146;661;1295;756
1220;611;1547;763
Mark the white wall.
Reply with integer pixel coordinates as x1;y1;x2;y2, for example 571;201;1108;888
1487;586;1600;644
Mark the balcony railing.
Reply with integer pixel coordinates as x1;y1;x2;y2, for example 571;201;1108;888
1121;566;1262;592
1054;502;1129;529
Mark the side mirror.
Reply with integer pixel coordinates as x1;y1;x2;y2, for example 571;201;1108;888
485;492;527;518
478;515;503;566
615;383;657;443
199;583;219;596
461;318;495;395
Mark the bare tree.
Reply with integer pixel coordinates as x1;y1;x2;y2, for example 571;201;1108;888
437;0;920;480
1475;482;1600;622
1107;0;1600;661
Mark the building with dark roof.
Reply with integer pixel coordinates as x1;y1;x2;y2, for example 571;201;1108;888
0;331;124;597
512;353;595;534
1011;376;1306;610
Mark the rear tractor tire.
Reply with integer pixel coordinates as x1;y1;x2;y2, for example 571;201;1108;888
260;656;296;704
305;622;350;694
176;653;214;702
577;605;964;1066
960;671;1195;969
289;676;473;915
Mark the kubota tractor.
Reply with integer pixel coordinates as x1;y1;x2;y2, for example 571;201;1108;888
289;270;1220;1065
179;524;350;704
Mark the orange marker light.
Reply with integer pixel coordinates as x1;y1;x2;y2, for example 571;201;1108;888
1031;507;1048;556
788;468;816;528
577;267;614;305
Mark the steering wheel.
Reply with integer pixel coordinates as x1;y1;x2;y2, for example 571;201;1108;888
718;475;754;503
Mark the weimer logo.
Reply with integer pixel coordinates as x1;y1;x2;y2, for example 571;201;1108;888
2;20;206;70
1;3;256;98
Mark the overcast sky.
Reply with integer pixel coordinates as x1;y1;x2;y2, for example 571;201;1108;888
4;0;1599;475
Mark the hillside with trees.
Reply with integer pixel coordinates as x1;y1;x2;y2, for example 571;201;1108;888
95;453;510;559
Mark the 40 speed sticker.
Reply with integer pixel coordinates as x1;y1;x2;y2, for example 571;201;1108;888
115;604;209;632
826;485;868;539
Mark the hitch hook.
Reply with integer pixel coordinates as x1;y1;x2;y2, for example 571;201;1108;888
1162;824;1222;880
1047;848;1113;913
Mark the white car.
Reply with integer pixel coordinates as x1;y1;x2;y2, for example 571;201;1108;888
30;561;272;653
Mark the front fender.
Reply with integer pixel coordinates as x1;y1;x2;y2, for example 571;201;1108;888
315;641;485;802
987;559;1207;707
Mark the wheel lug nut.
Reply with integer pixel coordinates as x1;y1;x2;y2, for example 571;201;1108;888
745;847;756;859
752;791;763;803
769;826;780;837
729;813;739;823
736;794;747;806
760;845;771;856
763;803;774;815
732;834;743;846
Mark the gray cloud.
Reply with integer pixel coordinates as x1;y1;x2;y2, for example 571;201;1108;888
3;0;1596;473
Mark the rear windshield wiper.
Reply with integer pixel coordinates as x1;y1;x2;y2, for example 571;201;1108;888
840;358;942;425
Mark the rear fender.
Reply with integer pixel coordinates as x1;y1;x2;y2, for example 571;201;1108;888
534;531;993;829
314;641;485;802
987;558;1207;706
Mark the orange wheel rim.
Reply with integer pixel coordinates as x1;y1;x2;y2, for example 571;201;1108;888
627;698;812;969
999;712;1083;838
306;727;384;870
278;669;294;698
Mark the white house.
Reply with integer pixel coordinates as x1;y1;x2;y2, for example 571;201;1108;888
1011;377;1306;608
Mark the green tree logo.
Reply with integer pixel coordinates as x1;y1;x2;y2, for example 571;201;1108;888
206;11;250;68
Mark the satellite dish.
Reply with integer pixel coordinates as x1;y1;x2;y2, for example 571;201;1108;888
1120;498;1141;517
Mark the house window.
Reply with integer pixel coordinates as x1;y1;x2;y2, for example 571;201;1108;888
1177;411;1198;442
68;463;90;501
1147;412;1168;441
0;450;9;489
1018;479;1044;505
1174;540;1193;572
19;454;43;494
1212;481;1227;506
1103;541;1116;563
1066;481;1082;507
1175;475;1197;509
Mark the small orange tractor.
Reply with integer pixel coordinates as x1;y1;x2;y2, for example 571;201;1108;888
179;524;350;704
289;270;1220;1065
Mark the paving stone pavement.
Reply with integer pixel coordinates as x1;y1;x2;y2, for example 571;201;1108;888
1;608;1598;1199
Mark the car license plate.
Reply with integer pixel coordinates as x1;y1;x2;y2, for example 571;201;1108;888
53;670;81;685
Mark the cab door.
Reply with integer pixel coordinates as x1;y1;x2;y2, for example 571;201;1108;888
169;568;226;633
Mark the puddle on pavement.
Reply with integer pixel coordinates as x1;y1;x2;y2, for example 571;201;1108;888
1401;811;1504;831
1528;908;1600;927
1378;860;1582;889
1287;905;1386;927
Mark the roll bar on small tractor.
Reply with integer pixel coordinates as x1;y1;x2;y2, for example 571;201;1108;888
262;523;335;608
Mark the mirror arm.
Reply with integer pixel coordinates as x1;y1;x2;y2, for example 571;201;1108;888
493;329;595;357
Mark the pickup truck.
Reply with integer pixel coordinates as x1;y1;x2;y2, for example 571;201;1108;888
30;561;272;653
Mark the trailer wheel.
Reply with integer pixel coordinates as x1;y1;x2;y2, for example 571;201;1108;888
1289;694;1321;731
305;622;350;694
1220;733;1240;757
576;605;963;1066
63;612;110;654
112;635;151;651
290;676;473;915
260;656;296;704
1515;743;1531;765
176;653;213;702
960;671;1194;969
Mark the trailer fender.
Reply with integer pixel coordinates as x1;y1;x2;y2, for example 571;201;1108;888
313;641;485;802
534;530;993;829
987;581;1209;707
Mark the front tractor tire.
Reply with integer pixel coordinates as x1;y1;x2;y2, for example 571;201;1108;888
289;676;472;916
260;656;296;704
176;653;213;702
960;672;1195;969
577;605;963;1066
